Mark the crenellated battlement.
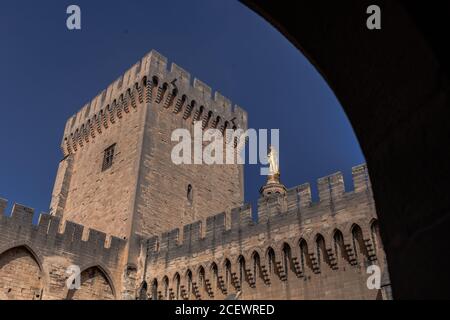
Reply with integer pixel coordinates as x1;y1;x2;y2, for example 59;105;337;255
144;164;374;256
0;199;127;255
61;49;248;156
143;163;386;301
0;41;387;300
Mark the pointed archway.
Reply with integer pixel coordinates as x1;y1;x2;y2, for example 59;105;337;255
0;245;44;300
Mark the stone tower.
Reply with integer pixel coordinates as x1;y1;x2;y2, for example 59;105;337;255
50;50;247;244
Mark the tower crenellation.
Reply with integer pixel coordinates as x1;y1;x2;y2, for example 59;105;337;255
61;49;247;157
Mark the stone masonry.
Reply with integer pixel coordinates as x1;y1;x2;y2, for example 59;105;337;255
0;49;390;300
140;164;389;300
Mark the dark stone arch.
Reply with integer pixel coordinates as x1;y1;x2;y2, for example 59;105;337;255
315;234;329;269
250;250;263;283
265;246;277;277
241;0;450;299
351;224;369;263
196;265;206;290
333;228;349;265
370;219;382;252
138;280;148;300
185;269;194;299
150;278;158;300
208;262;220;296
281;242;294;277
173;272;181;300
237;255;247;286
221;258;233;291
298;238;312;273
161;276;169;300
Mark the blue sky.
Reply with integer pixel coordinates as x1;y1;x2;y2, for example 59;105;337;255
0;0;365;216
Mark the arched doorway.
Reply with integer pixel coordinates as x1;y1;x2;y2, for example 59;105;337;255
242;0;450;299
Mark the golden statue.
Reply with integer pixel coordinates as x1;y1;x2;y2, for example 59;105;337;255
260;145;286;197
268;145;279;176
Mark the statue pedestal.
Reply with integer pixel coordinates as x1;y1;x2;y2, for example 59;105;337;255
260;173;287;197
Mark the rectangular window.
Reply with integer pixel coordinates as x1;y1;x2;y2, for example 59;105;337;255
102;144;116;171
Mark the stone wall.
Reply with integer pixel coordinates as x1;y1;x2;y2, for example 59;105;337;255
0;200;126;300
0;164;388;300
140;164;389;300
